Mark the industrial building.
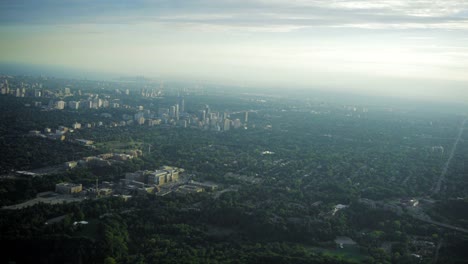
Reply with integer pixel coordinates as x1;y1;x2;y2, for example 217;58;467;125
55;183;82;194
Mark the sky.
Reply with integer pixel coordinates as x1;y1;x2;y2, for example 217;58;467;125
0;0;467;102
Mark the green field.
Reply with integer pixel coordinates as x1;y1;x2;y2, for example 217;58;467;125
95;140;143;152
312;246;367;262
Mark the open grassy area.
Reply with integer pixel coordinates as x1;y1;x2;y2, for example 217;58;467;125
312;246;367;262
95;140;143;152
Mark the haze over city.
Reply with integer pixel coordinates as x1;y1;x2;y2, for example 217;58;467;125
1;0;468;101
3;2;468;263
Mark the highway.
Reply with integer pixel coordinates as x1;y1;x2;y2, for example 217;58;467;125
431;117;467;195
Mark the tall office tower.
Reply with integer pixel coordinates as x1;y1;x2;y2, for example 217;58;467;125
15;88;21;97
169;106;176;118
175;104;179;120
199;110;206;122
34;89;42;97
205;105;211;115
69;101;80;110
179;98;185;113
82;100;93;109
233;119;242;129
64;87;71;95
1;80;9;94
244;111;249;123
223;118;231;131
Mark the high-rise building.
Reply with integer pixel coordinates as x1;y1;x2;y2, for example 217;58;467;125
72;122;81;129
81;100;93;109
175;104;179;120
233;119;242;129
56;100;65;110
137;117;145;125
223;119;231;131
92;98;102;109
198;110;206;122
179;98;185;113
69;101;80;110
244;111;249;123
169;106;176;118
1;80;9;95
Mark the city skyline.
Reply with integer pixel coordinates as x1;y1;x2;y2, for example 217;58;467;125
1;0;468;102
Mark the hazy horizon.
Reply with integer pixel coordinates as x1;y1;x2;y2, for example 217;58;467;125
1;0;468;102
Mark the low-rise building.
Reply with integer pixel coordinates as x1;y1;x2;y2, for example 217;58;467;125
75;139;94;146
125;171;147;182
147;170;168;186
55;183;82;194
125;166;184;187
64;161;78;169
28;130;41;136
176;185;204;195
187;180;218;191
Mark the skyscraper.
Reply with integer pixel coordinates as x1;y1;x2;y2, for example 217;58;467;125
34;89;42;97
169;106;176;118
223;119;231;131
175;104;179;120
198;110;206;122
179;98;185;113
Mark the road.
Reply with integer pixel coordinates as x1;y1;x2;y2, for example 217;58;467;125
2;195;84;210
410;213;468;234
213;187;238;199
431;117;467;195
433;239;443;264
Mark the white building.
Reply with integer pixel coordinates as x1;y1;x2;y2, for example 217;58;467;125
55;100;66;110
72;122;81;129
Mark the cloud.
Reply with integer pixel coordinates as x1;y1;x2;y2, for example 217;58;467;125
1;0;467;32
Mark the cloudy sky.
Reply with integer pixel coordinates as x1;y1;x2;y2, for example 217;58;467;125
1;0;467;101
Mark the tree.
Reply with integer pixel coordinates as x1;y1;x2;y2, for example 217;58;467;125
104;256;116;264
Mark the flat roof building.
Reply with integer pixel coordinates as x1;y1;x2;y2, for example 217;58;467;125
55;183;82;194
